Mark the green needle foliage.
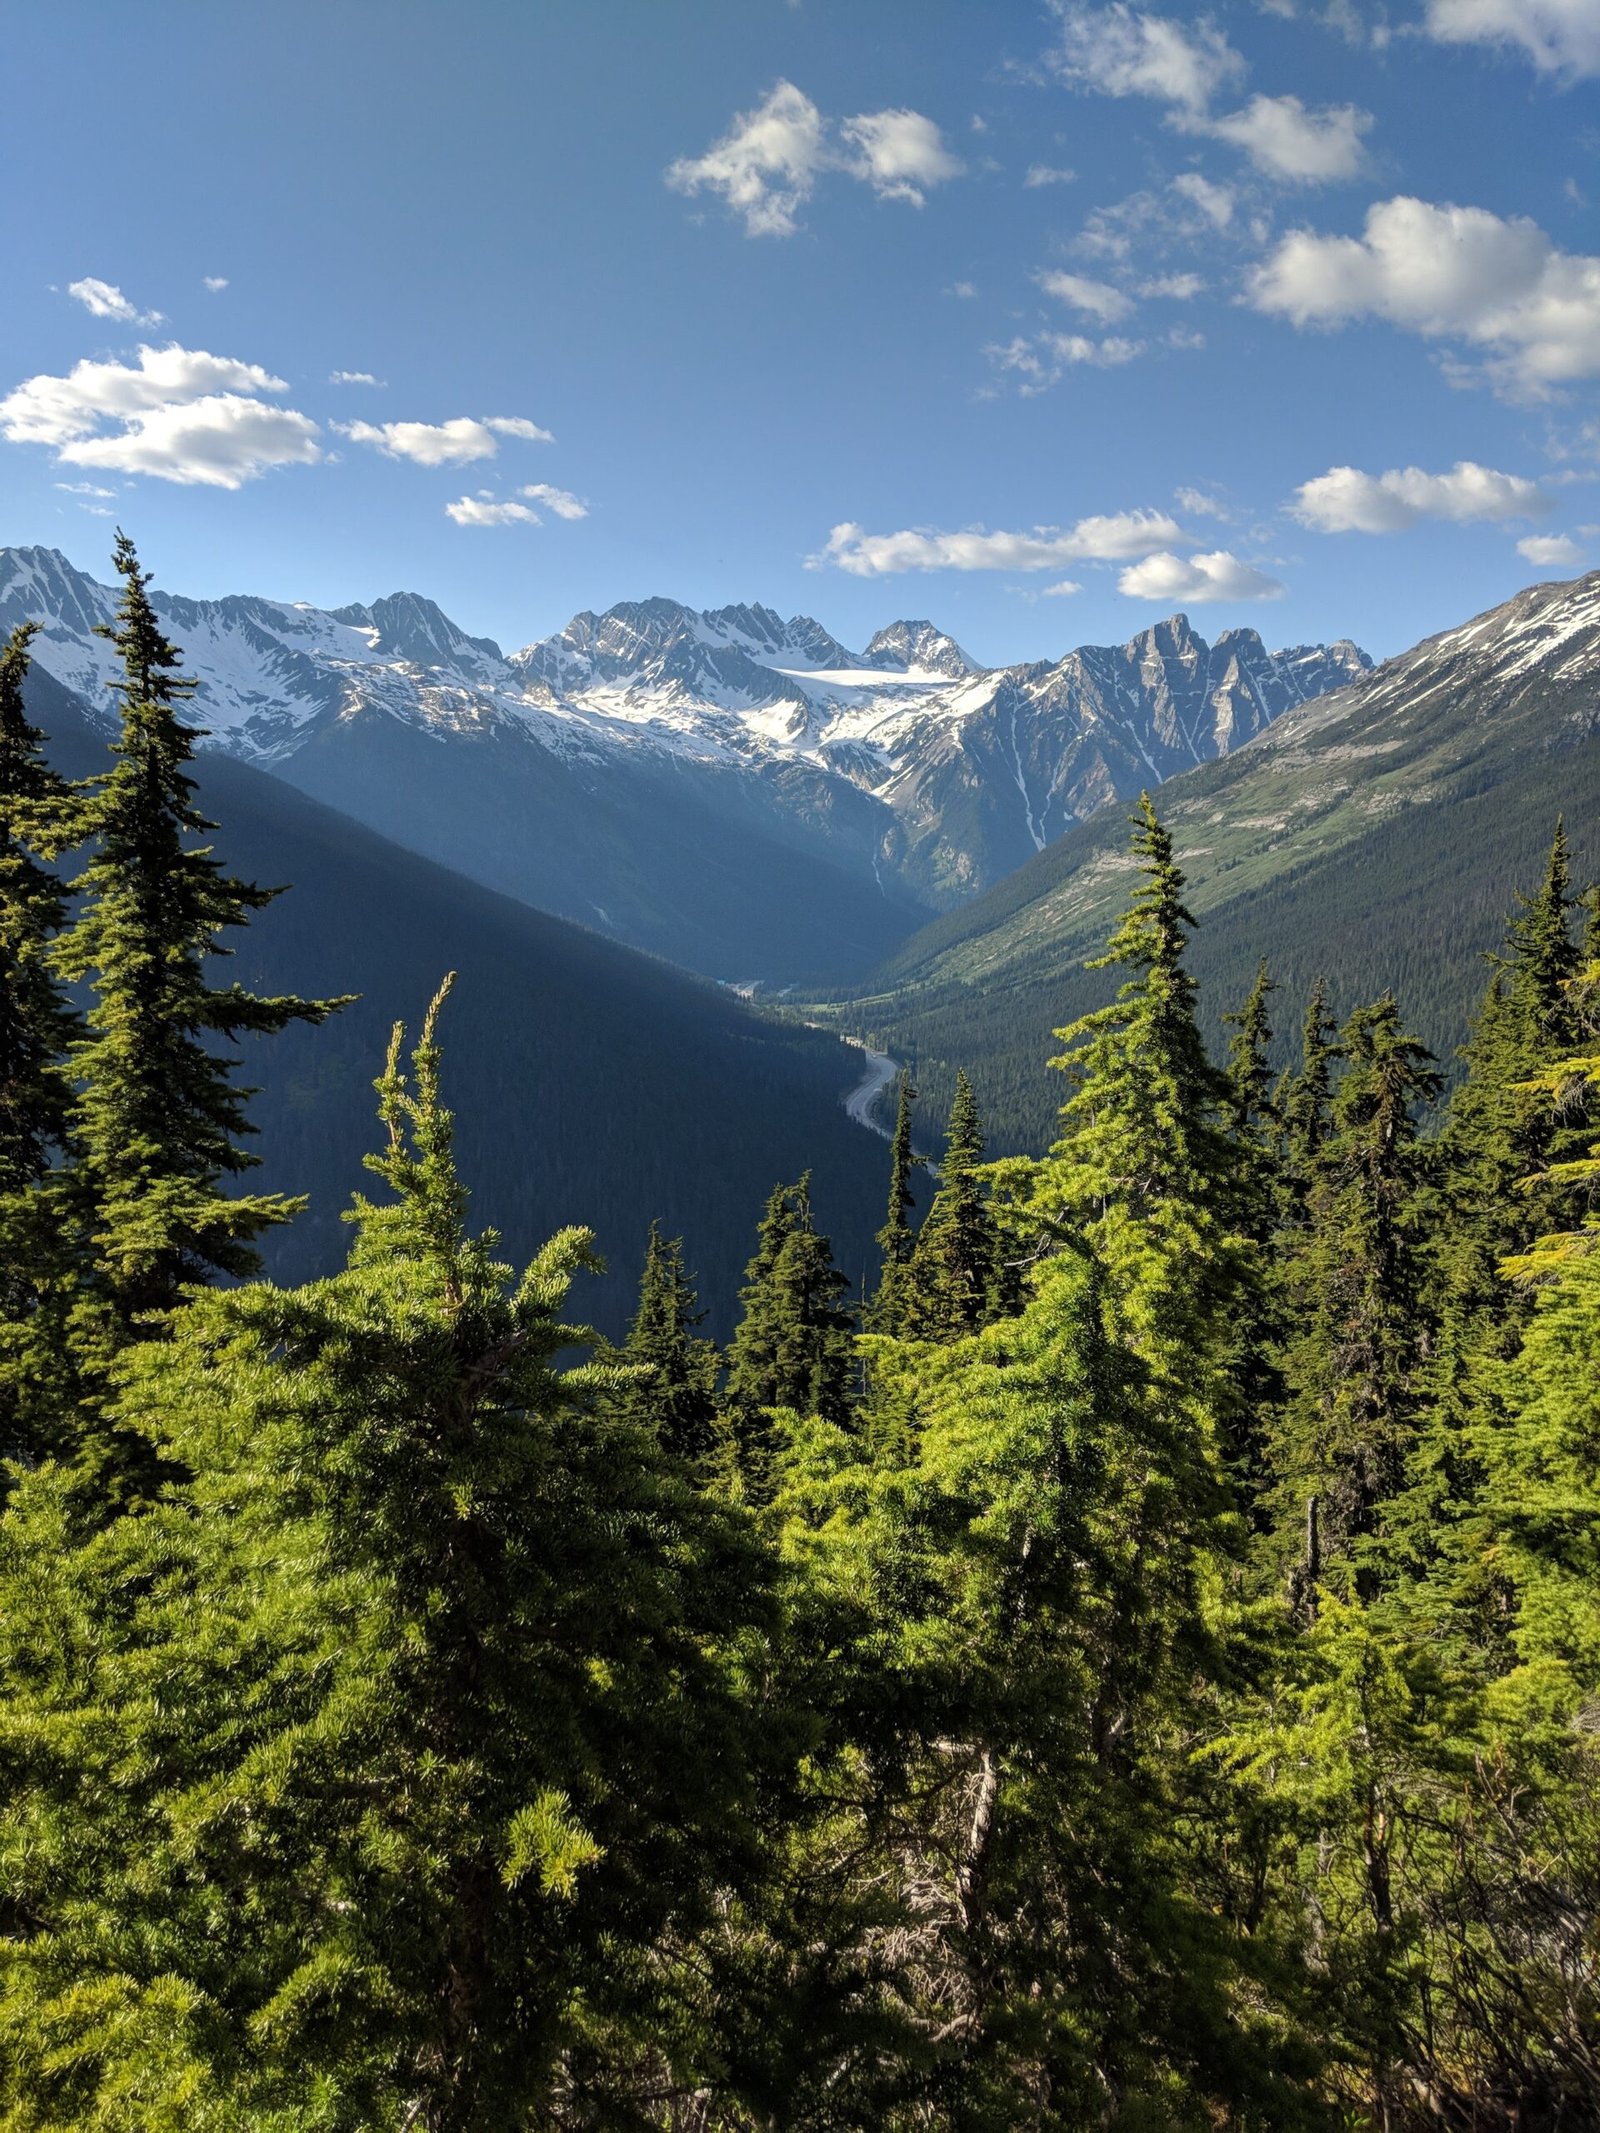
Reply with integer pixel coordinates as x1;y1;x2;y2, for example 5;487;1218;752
53;534;347;1347
868;1069;922;1335
722;1172;855;1499
900;1070;1000;1343
0;623;83;1466
4;561;1600;2129
0;979;777;2131
617;1219;721;1469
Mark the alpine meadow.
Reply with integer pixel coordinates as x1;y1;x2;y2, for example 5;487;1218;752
3;2;1600;2128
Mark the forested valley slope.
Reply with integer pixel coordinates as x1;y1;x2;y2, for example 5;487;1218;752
2;539;1599;2129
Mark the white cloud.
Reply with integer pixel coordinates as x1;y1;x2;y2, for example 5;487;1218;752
1190;93;1370;181
947;279;978;298
1118;548;1285;599
1042;578;1084;594
1290;458;1547;531
667;82;826;237
329;369;385;386
666;80;961;236
838;107;964;204
1174;483;1231;518
988;331;1146;389
0;342;320;488
1426;0;1600;78
1170;171;1235;227
519;483;588;519
1047;4;1369;183
1;344;286;445
68;277;163;325
1025;163;1078;187
202;276;229;293
446;495;542;527
54;481;116;497
811;508;1184;575
1142;272;1205;297
1517;531;1583;565
1036;269;1135;321
61;395;320;488
1047;1;1245;111
1247;194;1600;395
341;414;553;465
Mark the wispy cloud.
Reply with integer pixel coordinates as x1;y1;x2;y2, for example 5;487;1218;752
202;275;229;293
1044;3;1371;182
666;80;963;236
446;482;588;527
329;369;385;387
340;414;553;465
1024;163;1078;187
1425;0;1600;79
1036;269;1135;322
810;508;1184;575
68;277;163;325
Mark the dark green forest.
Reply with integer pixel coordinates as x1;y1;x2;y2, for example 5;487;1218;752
3;542;1599;2128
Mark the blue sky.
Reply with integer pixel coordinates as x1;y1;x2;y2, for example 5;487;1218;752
2;0;1596;663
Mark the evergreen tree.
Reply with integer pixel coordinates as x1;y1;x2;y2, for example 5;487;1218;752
1393;826;1588;1617
1270;995;1441;1593
1221;961;1284;1500
867;1069;922;1335
52;534;346;1351
1019;793;1244;1489
617;1220;720;1469
0;624;75;1198
1278;977;1339;1200
0;624;83;1464
723;1174;854;1499
0;982;777;2129
900;1069;999;1343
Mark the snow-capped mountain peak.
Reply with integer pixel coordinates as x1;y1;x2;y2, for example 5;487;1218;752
863;620;980;679
1;540;1377;910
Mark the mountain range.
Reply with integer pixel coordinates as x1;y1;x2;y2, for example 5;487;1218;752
822;568;1600;1154
0;546;1367;981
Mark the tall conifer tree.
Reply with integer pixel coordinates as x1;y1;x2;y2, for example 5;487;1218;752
900;1069;999;1343
618;1220;720;1468
1022;793;1242;1461
53;535;345;1341
1270;995;1441;1591
867;1070;922;1334
723;1174;854;1498
0;623;83;1463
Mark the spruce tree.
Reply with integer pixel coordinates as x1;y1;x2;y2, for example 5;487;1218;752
617;1220;720;1469
867;1069;922;1334
723;1174;854;1499
1022;793;1242;1459
1288;976;1348;1194
0;982;776;2128
1393;827;1588;1612
0;624;75;1198
1270;994;1441;1592
0;623;84;1465
900;1069;999;1343
53;534;346;1341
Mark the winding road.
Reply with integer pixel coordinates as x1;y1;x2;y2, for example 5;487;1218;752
842;1041;899;1139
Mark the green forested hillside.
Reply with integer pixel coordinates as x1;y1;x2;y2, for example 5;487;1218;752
23;665;887;1335
819;573;1600;1150
4;566;1600;2129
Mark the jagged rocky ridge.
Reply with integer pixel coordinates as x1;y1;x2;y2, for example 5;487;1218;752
0;545;1368;971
